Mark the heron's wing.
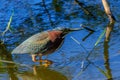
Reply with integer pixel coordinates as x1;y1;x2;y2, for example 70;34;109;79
12;31;50;54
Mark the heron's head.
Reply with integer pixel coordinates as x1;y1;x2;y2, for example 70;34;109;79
54;27;83;35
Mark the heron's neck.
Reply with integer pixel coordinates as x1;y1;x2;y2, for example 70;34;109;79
48;31;63;42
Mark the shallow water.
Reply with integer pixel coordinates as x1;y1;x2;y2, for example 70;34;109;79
0;0;120;80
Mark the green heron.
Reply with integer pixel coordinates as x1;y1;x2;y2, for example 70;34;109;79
12;27;84;62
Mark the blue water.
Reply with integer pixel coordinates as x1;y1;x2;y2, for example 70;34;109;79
0;0;120;80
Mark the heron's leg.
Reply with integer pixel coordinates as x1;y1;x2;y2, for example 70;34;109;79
38;54;52;65
42;55;53;64
32;54;37;62
44;55;52;64
39;53;43;62
45;54;49;60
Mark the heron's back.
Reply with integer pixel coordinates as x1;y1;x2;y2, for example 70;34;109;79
12;31;50;54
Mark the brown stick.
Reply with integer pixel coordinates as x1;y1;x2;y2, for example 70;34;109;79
103;41;113;79
102;0;115;41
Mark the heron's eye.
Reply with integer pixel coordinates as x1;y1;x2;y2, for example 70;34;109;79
64;28;68;31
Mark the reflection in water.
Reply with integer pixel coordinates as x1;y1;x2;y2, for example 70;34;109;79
104;41;113;80
0;43;18;80
87;40;113;80
0;0;120;79
17;65;67;80
42;0;54;27
0;44;67;80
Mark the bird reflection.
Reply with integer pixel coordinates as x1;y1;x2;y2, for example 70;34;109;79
17;65;67;80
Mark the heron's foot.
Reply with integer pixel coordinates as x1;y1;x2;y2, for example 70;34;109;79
39;59;53;67
39;59;53;64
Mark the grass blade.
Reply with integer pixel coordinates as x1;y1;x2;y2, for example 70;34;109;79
2;11;14;36
95;28;106;46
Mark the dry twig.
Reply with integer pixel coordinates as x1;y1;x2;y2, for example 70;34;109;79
102;0;116;41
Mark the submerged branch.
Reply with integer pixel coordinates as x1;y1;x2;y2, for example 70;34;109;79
103;40;113;79
42;0;54;27
0;59;32;69
74;0;95;18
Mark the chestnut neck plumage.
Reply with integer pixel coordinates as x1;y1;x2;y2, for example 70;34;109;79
48;30;64;42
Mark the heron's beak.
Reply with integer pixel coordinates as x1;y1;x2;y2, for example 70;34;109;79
69;26;95;32
69;27;84;32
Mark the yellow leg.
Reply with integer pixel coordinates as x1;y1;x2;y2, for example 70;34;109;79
32;54;53;66
32;54;37;62
39;54;53;66
31;54;43;62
